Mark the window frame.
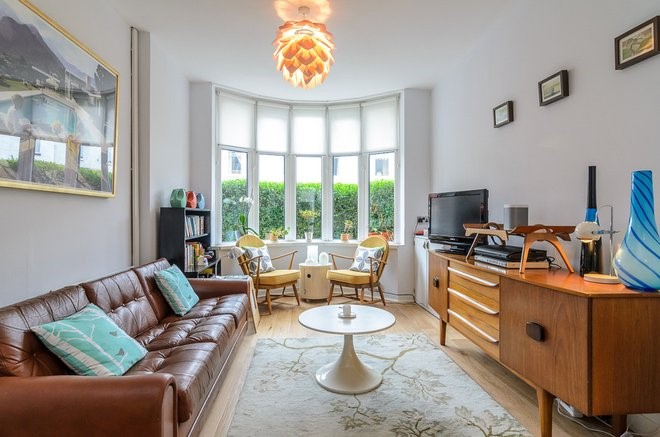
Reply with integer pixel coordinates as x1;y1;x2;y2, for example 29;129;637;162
216;90;400;243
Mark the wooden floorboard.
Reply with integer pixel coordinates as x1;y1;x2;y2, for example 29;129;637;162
199;297;610;437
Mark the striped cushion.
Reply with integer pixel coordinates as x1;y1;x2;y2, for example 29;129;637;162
154;265;200;315
31;304;147;376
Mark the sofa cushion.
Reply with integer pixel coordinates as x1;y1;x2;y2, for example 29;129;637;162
82;269;158;338
135;314;235;351
154;266;200;316
178;295;249;329
0;285;89;376
133;258;180;321
31;304;147;376
126;342;222;422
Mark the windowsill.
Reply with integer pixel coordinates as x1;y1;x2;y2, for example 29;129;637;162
212;239;402;249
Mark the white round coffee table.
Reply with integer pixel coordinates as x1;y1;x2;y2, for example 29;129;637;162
298;305;396;394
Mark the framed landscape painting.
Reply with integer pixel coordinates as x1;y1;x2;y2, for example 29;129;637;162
493;101;513;128
538;70;568;106
615;16;659;70
0;0;119;197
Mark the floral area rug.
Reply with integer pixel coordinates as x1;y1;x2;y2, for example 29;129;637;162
228;333;531;436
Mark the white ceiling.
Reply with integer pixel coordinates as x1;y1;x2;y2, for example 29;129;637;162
108;0;519;101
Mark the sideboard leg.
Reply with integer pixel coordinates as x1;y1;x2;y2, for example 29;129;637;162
439;320;447;346
612;414;627;436
536;387;554;437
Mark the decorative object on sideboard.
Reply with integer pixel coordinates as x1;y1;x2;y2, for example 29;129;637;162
579;166;603;277
503;204;528;230
0;0;118;197
538;70;569;106
186;191;197;208
613;170;660;291
493;101;514;128
170;189;186;207
195;192;205;209
574;205;619;284
615;16;659;70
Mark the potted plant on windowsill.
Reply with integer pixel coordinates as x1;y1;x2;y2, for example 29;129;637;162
300;209;318;242
268;227;289;242
341;220;353;242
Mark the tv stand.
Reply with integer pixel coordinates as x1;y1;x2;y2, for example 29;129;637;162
428;252;660;437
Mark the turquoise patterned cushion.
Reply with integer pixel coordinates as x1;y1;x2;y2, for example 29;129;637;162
349;246;384;273
31;304;147;376
154;265;200;315
243;247;275;274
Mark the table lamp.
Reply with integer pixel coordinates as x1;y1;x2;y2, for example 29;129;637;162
574;205;619;284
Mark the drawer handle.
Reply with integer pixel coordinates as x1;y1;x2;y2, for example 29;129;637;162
432;276;439;288
448;266;498;287
448;287;499;315
526;321;545;342
448;309;499;344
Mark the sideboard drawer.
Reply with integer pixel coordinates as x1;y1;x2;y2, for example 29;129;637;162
500;278;589;412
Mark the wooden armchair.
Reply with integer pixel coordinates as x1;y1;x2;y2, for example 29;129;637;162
326;235;389;305
235;235;300;315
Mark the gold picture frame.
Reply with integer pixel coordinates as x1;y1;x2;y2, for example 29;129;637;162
615;16;659;70
0;0;119;197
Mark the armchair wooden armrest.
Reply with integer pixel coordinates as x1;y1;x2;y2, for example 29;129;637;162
270;250;298;269
328;252;353;269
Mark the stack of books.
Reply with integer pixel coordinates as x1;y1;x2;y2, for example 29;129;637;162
473;245;549;272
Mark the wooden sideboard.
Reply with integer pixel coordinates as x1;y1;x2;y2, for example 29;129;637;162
428;252;660;437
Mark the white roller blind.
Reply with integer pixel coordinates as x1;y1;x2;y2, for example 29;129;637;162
329;104;360;154
256;102;289;153
217;92;254;148
292;106;325;155
363;97;398;151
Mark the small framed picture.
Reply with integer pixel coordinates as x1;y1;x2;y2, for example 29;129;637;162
493;101;513;128
538;70;569;106
615;16;659;70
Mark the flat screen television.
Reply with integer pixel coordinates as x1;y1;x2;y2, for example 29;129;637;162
428;189;489;252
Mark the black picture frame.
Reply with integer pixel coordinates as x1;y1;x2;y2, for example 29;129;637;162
615;16;660;70
538;70;569;106
493;101;513;128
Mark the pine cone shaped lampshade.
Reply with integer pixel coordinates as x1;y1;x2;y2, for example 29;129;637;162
273;20;335;89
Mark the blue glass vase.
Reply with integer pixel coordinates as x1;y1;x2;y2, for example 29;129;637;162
613;170;660;291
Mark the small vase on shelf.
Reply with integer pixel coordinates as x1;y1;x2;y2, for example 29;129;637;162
304;230;313;242
613;170;660;291
170;189;186;207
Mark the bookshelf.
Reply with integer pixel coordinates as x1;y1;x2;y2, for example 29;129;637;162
158;207;218;277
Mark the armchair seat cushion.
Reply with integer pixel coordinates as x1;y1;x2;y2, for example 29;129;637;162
327;269;372;285
257;270;301;286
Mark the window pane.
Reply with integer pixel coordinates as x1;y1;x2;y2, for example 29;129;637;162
256;102;288;153
221;149;248;241
218;93;254;148
292;106;325;155
258;154;285;239
333;155;358;239
329;105;360;154
369;152;395;240
0;134;20;175
296;156;322;239
363;97;397;151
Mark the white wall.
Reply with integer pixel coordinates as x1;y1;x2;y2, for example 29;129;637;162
432;1;660;433
137;32;190;263
432;0;660;272
0;0;132;306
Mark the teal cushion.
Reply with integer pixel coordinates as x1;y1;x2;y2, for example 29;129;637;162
31;304;147;376
154;265;200;315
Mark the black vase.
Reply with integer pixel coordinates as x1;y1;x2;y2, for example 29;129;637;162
579;166;602;276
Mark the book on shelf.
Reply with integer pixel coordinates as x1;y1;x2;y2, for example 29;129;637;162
474;254;549;269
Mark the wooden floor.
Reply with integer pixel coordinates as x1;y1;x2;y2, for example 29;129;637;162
199;297;610;437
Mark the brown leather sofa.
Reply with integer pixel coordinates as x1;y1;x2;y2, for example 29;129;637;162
0;258;250;437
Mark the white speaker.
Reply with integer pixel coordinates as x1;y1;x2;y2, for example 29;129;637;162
503;204;528;230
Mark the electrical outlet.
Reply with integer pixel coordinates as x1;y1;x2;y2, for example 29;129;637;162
417;216;428;223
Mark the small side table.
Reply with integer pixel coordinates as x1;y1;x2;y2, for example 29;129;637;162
299;263;332;300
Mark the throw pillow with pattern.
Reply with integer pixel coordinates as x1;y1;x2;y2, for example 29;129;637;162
243;246;276;275
31;304;147;376
154;265;200;315
349;246;384;273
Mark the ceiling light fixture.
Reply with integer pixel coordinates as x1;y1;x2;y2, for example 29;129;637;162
273;5;335;89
